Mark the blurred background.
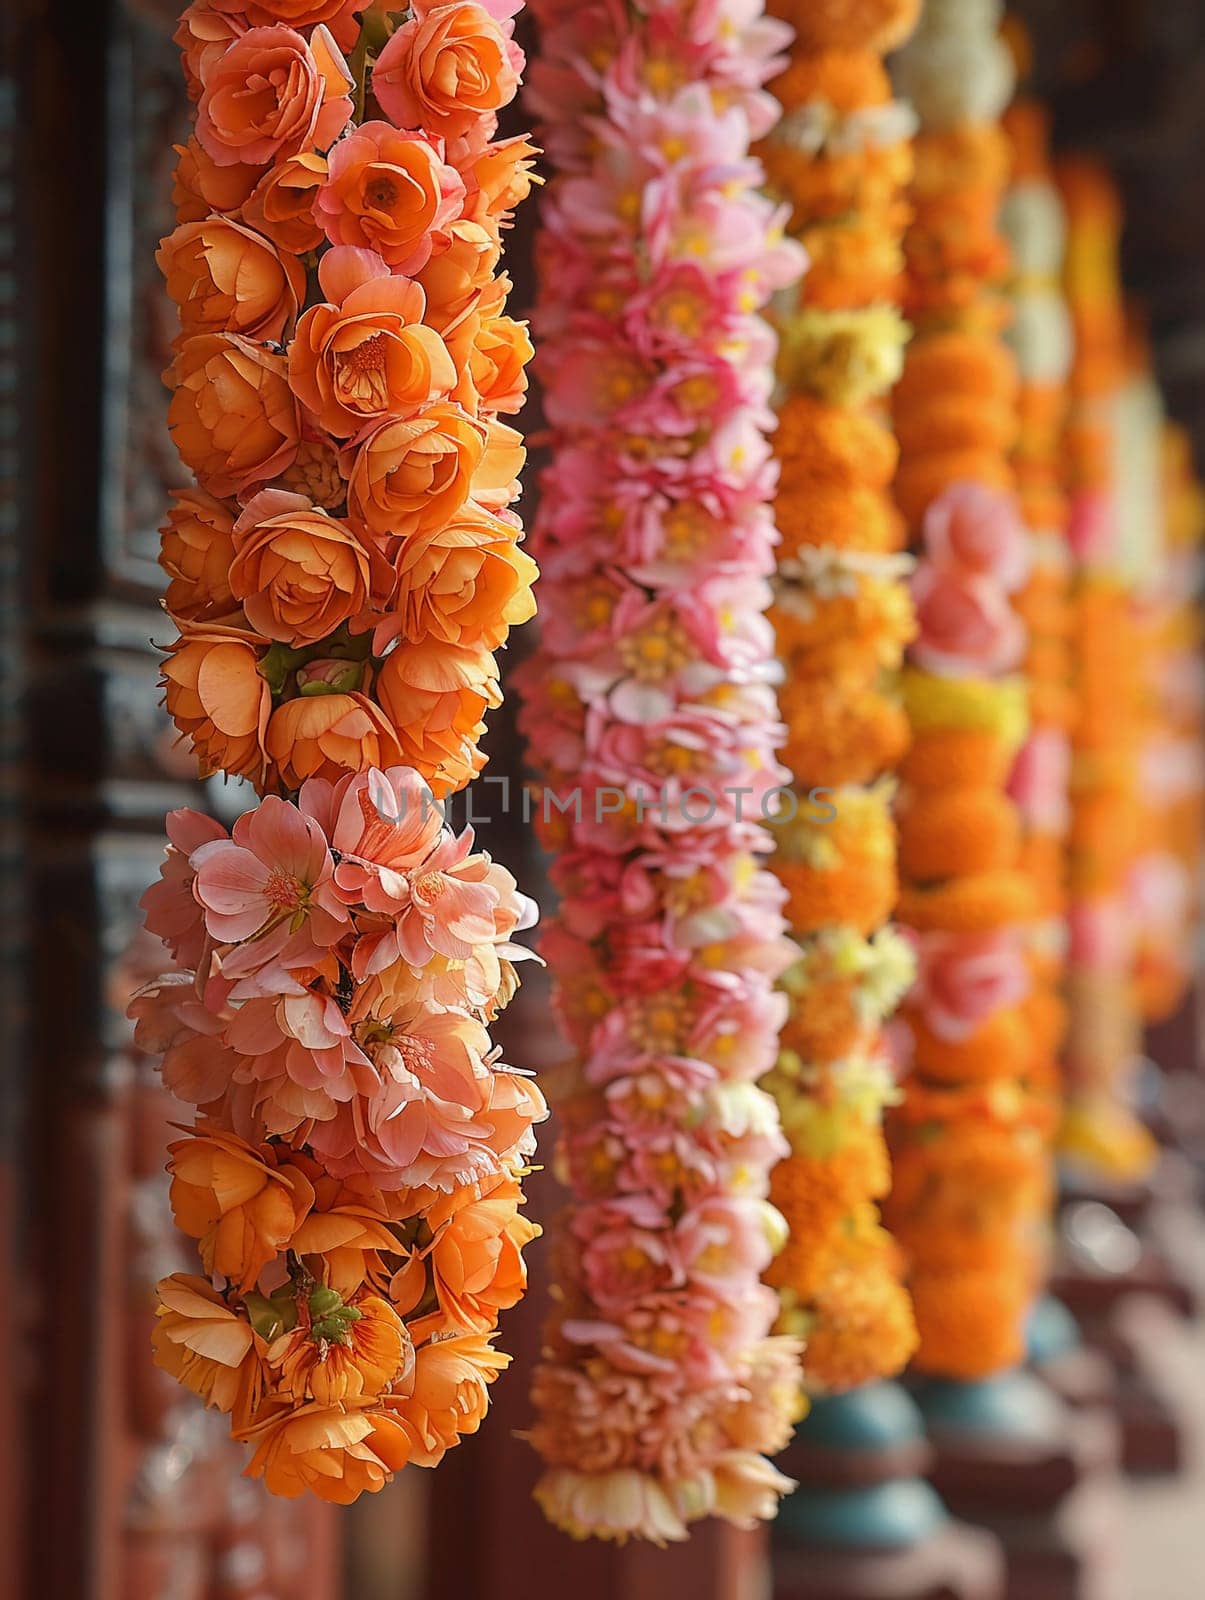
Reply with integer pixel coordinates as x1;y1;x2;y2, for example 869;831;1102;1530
3;1;1205;1597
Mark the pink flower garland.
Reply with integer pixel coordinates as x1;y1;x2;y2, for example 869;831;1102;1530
518;0;805;1545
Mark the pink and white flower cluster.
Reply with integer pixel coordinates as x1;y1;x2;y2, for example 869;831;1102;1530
133;766;546;1193
517;0;805;1545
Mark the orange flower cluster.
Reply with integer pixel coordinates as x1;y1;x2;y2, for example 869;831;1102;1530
161;5;538;798
885;5;1051;1380
142;0;543;1502
1057;162;1157;1177
759;0;920;1393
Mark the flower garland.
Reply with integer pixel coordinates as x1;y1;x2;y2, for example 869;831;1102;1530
755;0;920;1393
133;0;545;1502
883;0;1054;1380
1056;160;1157;1178
517;0;806;1546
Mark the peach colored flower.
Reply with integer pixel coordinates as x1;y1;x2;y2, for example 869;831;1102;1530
171;137;261;222
303;764;445;907
266;691;405;789
241;150;329;254
314;121;465;273
168;334;300;498
196;23;352;169
461;132;540;226
289;247;457;437
267;1290;413;1405
379;503;536;651
162;623;272;783
168;1127;317;1291
534;1467;689;1545
140;807;229;968
391;1174;539;1338
413;219;501;333
469;313;532;414
375;639;500;796
159;488;238;621
229;489;380;645
159;216;305;345
911;561;1025;678
287;1168;402;1295
209;0;364;50
345;403;488;544
710;1452;796;1528
382;1332;509;1466
242;1403;415;1502
152;1273;264;1422
175;5;249;101
372;2;522;141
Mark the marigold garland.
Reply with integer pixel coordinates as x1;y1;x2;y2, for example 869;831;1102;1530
133;0;545;1502
755;0;920;1396
517;0;807;1545
884;0;1051;1380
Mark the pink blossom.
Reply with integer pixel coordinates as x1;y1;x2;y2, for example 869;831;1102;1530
910;560;1026;678
922;482;1030;592
912;930;1032;1042
140;808;228;969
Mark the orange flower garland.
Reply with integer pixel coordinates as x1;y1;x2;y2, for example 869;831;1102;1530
758;0;920;1394
884;0;1052;1380
132;1;545;1502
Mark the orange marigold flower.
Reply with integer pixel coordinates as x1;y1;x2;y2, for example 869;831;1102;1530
893;394;1017;459
158;217;305;345
894;450;1014;531
780;678;910;791
898;786;1021;880
767;0;921;55
159;488;237;621
770;48;890;114
775;392;898;493
894;329;1017;411
898;867;1036;934
167;333;300;499
265;691;404;790
908;1263;1029;1379
802;1250;917;1393
243;1403;415;1503
168;1127;317;1293
152;1273;264;1421
777;483;906;556
375;640;501;796
900;726;1016;791
906;1003;1033;1085
162;622;271;784
228;489;381;646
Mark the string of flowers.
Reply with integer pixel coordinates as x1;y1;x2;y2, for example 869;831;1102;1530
131;0;545;1502
996;90;1073;1227
1056;160;1157;1178
516;0;806;1546
883;0;1055;1379
755;0;920;1393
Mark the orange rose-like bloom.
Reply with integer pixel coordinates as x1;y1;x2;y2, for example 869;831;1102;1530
243;1404;415;1503
152;1274;263;1420
168;334;300;498
290;250;457;437
266;692;405;789
196;23;352;170
229;489;379;645
385;1332;510;1467
274;437;347;509
168;1128;316;1293
391;1176;539;1340
268;1293;413;1406
175;7;249;101
378;506;537;652
162;623;271;783
373;1;521;141
376;640;501;796
160;488;237;621
463;133;541;227
208;0;364;49
241;151;328;254
315;122;464;273
346;404;488;543
171;137;261;222
469;315;533;415
158;217;305;344
414;220;503;333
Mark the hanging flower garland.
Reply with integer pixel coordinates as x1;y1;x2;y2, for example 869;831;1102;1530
133;0;545;1502
1056;160;1157;1178
883;0;1055;1380
517;0;806;1546
755;0;920;1393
